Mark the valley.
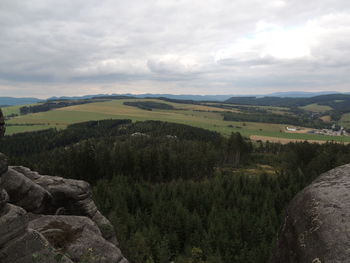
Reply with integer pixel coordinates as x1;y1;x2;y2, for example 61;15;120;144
3;95;350;143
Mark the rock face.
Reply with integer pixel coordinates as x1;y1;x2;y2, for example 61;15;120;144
270;164;350;263
29;216;128;263
0;109;128;263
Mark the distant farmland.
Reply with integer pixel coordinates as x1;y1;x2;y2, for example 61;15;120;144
4;98;350;143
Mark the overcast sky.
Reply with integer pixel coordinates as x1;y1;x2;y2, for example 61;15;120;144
1;0;350;98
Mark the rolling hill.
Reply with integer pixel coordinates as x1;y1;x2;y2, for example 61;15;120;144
4;97;350;143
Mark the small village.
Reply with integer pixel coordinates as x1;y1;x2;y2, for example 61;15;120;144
309;124;348;136
286;124;349;137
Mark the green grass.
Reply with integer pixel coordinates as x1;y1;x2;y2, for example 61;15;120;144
340;113;350;129
5;125;55;135
2;105;22;116
300;103;332;112
5;98;350;143
2;103;44;117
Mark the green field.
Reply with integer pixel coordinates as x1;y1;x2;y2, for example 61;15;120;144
340;113;350;129
2;105;23;116
2;103;45;116
4;98;350;143
300;103;332;112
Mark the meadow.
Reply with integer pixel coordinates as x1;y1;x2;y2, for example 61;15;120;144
340;112;350;129
4;98;350;143
300;103;332;112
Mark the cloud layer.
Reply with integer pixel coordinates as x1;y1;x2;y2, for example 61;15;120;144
1;0;350;97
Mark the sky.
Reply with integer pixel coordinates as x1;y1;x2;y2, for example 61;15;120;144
1;0;350;98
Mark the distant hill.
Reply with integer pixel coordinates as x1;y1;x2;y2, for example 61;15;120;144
0;97;42;106
265;91;343;98
3;92;350;107
225;94;350;112
47;92;350;101
48;94;234;101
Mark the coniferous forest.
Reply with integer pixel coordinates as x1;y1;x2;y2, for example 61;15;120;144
1;119;350;263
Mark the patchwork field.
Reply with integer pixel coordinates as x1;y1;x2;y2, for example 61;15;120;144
4;98;350;143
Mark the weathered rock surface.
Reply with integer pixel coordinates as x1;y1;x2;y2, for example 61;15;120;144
3;165;118;245
29;215;128;263
0;108;128;263
0;202;74;263
270;164;350;263
0;167;128;262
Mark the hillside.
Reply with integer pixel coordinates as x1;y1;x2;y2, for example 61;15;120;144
3;97;350;143
225;94;350;109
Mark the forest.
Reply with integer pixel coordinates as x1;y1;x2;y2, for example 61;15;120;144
225;94;350;109
1;119;350;263
19;99;106;115
123;101;175;111
222;111;327;129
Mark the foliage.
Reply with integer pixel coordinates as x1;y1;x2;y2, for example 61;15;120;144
222;111;327;129
124;101;175;111
20;99;106;115
2;119;350;263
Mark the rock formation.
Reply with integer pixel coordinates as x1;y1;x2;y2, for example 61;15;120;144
0;109;128;263
270;164;350;263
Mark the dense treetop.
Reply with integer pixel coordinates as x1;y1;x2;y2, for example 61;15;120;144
1;119;349;263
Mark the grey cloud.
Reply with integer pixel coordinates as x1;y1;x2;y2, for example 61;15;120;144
217;57;280;66
1;0;350;97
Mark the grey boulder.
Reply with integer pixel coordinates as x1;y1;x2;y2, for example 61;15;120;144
29;215;128;263
270;163;350;263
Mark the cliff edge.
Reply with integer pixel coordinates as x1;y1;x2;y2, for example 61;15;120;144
0;109;128;263
270;163;350;263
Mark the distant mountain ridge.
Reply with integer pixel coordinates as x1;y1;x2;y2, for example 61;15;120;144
1;91;349;106
265;91;345;98
47;94;235;101
47;92;350;101
0;97;42;106
225;94;350;113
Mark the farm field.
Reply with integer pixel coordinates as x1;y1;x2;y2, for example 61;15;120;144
2;105;25;116
4;98;350;143
2;103;44;116
340;113;350;129
300;103;332;112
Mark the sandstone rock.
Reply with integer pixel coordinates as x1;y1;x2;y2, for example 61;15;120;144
0;110;127;262
1;167;52;213
0;152;8;175
0;188;9;210
11;165;118;244
0;204;28;248
0;203;73;263
29;215;128;263
0;228;74;263
0;167;128;262
270;164;350;263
